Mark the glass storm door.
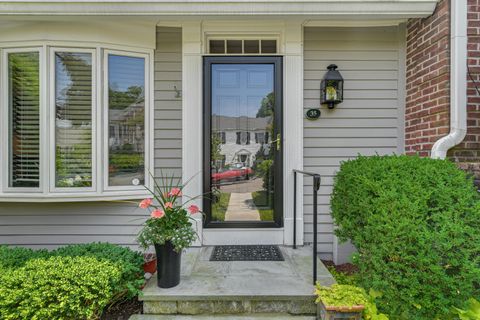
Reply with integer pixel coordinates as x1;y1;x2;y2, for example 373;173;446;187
203;56;283;227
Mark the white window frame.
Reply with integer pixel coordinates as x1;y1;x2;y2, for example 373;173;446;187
0;43;154;202
103;49;152;193
49;47;97;194
1;46;46;194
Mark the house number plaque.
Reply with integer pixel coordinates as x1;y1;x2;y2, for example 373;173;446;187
305;108;321;120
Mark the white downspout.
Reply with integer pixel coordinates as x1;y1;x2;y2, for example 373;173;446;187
431;0;468;159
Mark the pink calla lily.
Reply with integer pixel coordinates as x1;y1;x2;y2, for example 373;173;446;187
188;204;200;214
139;198;153;209
151;209;165;219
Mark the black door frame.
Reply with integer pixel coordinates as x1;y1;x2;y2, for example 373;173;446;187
203;56;283;228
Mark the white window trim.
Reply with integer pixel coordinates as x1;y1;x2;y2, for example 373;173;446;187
49;47;98;194
1;46;45;194
0;43;154;202
102;49;152;193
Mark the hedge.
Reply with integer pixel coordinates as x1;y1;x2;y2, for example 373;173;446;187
0;256;121;320
331;155;480;319
54;243;144;299
0;246;50;269
0;243;144;300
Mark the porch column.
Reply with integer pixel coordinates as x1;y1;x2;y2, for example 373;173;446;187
182;21;203;245
283;21;304;246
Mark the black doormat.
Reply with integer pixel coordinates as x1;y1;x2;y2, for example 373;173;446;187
210;245;284;261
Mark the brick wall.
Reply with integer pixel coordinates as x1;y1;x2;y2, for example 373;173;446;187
405;0;451;157
449;0;480;185
448;0;480;163
405;0;480;185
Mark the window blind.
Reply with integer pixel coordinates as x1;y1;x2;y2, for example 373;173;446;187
8;52;40;188
54;52;93;188
107;54;145;187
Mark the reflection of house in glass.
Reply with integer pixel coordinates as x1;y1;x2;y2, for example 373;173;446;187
109;103;145;153
108;102;145;186
212;115;271;169
55;118;92;187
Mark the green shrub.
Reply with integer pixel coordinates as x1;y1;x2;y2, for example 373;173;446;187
315;284;389;319
0;245;50;269
326;265;359;286
109;153;144;172
0;243;144;301
452;298;480;320
331;155;480;319
53;242;144;299
315;284;366;307
0;256;121;320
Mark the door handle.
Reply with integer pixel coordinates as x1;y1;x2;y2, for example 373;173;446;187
270;134;281;151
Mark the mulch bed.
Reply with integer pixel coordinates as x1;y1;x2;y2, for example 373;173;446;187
101;298;143;320
322;260;358;275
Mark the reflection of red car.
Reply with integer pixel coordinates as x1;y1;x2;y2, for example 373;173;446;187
212;167;253;183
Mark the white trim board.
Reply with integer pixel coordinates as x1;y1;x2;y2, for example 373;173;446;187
0;1;437;18
182;21;204;246
203;229;285;245
0;19;156;50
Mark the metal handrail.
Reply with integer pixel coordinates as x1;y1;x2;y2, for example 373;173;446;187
293;169;321;285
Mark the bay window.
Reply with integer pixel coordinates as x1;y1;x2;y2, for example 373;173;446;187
0;45;152;200
106;53;145;188
53;50;94;189
7;50;41;189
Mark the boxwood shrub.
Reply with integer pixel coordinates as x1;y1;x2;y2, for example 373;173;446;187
54;243;144;299
331;155;480;319
0;246;50;269
0;243;144;301
0;256;121;320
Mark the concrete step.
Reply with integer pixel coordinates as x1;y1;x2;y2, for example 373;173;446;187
130;314;316;320
143;298;316;315
139;246;333;317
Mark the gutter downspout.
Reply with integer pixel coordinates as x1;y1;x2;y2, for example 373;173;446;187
431;0;468;159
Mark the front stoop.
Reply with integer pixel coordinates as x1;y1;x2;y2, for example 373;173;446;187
131;246;334;319
130;314;316;319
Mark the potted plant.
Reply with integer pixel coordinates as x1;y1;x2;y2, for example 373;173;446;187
315;284;365;320
143;253;157;274
137;177;199;288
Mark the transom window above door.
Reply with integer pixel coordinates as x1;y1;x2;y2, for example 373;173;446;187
208;39;278;55
0;45;152;201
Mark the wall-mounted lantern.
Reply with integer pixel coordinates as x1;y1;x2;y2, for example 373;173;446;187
320;64;344;109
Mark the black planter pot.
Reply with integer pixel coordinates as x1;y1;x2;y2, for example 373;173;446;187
154;241;182;288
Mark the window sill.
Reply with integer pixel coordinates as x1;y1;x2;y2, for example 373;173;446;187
0;190;151;203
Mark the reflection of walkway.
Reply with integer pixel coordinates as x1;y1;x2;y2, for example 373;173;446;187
220;178;263;193
109;172;143;186
225;193;261;221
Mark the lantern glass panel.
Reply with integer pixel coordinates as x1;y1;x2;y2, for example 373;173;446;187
336;80;343;101
325;81;338;101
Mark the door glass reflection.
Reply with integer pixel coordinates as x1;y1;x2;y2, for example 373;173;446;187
210;64;275;222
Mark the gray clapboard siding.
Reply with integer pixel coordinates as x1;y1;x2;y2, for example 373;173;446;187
154;27;183;180
303;26;405;262
0;27;183;250
0;202;147;249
